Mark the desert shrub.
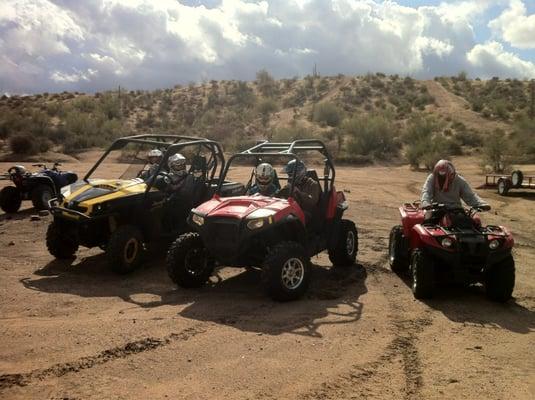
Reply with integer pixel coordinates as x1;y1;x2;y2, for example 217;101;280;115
272;124;312;142
342;113;398;159
256;98;278;126
233;81;256;107
312;102;342;127
454;130;482;147
73;96;97;113
9;134;35;154
492;100;509;120
482;130;511;172
404;115;453;169
510;115;535;161
256;69;277;97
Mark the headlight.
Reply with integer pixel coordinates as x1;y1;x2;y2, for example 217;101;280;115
247;208;276;219
246;209;276;230
489;239;500;250
247;219;265;230
441;237;454;248
192;213;204;226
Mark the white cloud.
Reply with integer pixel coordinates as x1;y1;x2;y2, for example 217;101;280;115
0;0;534;93
489;0;535;49
467;41;535;78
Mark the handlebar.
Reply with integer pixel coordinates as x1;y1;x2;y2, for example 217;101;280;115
421;202;491;213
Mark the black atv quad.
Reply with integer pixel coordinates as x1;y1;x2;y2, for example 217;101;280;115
0;163;77;213
47;135;244;274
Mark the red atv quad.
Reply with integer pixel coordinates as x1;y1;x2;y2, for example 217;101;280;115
166;140;358;301
388;202;515;302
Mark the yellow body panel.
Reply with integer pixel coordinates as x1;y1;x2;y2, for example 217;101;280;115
63;179;148;215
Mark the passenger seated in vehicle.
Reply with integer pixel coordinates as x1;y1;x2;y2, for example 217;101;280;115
280;159;321;216
139;149;163;180
247;163;280;196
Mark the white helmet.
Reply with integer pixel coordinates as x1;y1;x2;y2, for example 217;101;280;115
168;153;187;176
255;163;274;190
147;149;163;165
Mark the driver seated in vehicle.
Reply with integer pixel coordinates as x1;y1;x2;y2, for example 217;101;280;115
421;159;490;219
280;159;321;216
247;163;279;197
139;149;163;181
156;153;194;196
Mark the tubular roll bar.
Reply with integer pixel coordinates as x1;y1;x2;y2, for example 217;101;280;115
217;139;336;194
83;135;224;184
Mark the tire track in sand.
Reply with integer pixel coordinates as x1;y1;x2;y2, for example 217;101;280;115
301;258;432;400
0;325;206;390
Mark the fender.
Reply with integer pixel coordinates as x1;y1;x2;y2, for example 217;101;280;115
411;224;452;252
28;175;57;196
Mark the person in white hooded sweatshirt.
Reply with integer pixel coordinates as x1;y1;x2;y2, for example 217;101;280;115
421;159;490;211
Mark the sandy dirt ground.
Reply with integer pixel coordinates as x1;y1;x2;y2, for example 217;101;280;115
0;157;533;400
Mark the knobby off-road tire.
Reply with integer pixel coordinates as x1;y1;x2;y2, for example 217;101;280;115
0;186;22;213
166;233;215;288
106;225;144;274
485;254;515;302
31;184;54;210
46;221;79;259
389;225;409;274
262;241;311;302
410;249;434;299
328;219;358;267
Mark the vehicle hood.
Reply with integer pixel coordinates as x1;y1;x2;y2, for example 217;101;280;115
62;178;147;207
194;195;292;219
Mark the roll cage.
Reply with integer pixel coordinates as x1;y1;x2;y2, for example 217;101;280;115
216;139;335;196
83;134;226;192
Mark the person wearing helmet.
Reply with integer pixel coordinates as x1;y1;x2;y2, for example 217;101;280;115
140;149;163;180
248;163;279;196
281;159;320;214
162;153;193;193
421;159;489;210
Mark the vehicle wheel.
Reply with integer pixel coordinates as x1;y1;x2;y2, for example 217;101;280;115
106;225;144;274
389;225;408;273
0;186;22;213
46;221;78;259
262;241;310;301
410;249;434;299
328;219;358;266
31;184;54;210
485;255;515;302
511;170;523;188
497;178;510;196
166;233;215;288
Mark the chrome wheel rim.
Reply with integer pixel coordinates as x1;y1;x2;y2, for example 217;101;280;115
346;231;355;255
498;181;505;194
281;258;305;290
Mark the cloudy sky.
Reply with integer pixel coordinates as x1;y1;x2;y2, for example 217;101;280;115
1;0;534;94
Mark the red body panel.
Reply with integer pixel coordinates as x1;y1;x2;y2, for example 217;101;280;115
326;187;344;219
399;203;425;238
194;194;306;225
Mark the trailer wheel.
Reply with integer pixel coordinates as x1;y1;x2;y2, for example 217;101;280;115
511;170;523;188
497;178;510;196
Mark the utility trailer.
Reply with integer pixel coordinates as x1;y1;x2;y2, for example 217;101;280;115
481;170;535;196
